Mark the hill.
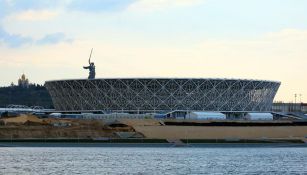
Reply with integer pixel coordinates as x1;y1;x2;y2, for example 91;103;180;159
0;84;53;108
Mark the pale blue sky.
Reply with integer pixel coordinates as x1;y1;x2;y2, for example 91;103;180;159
0;0;307;102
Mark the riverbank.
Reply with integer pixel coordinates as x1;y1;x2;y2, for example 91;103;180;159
0;138;306;147
1;116;307;143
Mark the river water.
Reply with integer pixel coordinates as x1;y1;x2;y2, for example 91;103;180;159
0;147;306;174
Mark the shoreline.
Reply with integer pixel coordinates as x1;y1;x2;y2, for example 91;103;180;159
0;138;306;147
1;143;306;148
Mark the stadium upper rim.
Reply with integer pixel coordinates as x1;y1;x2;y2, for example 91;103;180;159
45;78;281;84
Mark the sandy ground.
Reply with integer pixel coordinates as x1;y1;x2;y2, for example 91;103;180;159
133;125;307;140
0;115;306;141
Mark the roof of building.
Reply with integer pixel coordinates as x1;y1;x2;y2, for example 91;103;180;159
190;112;226;116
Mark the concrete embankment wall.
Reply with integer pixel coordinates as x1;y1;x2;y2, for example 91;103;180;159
133;126;307;139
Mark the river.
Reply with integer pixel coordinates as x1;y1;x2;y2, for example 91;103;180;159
0;147;306;174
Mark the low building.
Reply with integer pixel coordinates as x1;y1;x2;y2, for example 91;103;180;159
82;113;154;120
186;112;226;120
272;103;307;113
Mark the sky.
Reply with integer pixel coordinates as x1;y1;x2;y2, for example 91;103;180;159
0;0;306;102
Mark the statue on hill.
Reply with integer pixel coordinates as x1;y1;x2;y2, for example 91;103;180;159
83;48;96;79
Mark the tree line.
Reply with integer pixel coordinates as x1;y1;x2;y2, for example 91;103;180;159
0;84;53;108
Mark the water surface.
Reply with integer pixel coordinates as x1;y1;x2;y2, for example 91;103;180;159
0;147;306;174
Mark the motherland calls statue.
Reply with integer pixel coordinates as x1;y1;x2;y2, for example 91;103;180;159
83;48;96;79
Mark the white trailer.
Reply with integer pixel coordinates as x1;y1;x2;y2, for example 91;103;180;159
244;113;273;120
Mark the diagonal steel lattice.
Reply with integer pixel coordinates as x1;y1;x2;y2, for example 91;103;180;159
45;78;280;112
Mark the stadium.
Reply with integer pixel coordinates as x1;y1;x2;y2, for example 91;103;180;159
45;78;280;113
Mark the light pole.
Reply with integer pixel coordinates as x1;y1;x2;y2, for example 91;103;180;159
299;94;302;103
294;94;297;112
294;94;297;104
299;94;302;112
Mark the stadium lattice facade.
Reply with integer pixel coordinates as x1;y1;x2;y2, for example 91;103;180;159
45;78;280;112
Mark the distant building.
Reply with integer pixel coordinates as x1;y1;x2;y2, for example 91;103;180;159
18;74;29;88
272;102;307;113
